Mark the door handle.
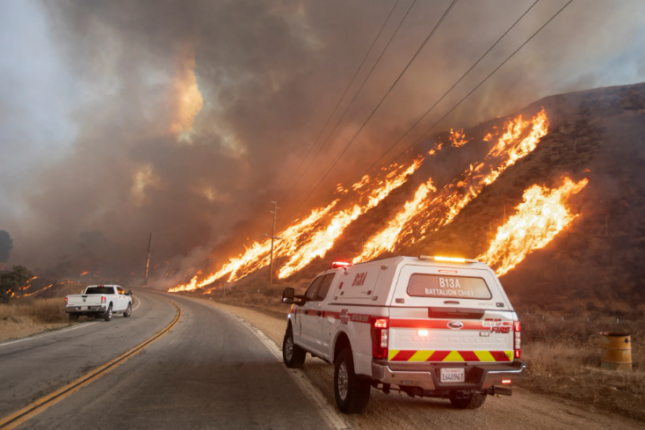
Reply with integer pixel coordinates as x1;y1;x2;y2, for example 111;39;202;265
304;310;309;315
317;311;322;317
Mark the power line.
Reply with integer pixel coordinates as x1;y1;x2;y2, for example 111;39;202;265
365;0;541;172
389;0;573;165
292;0;459;215
282;0;419;199
293;0;571;222
276;0;402;194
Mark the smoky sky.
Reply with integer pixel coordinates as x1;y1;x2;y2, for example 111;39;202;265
2;0;645;278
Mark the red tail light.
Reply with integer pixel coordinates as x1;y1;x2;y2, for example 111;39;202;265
65;297;68;305
370;317;389;359
513;320;521;359
101;296;106;304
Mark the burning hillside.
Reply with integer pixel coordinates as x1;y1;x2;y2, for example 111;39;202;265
167;82;645;305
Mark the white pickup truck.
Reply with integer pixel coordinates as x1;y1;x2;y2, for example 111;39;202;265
65;285;133;322
281;256;526;413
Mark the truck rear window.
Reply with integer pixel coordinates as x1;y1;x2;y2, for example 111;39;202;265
407;274;491;300
85;287;114;295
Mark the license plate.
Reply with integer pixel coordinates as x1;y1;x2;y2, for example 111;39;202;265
440;368;465;383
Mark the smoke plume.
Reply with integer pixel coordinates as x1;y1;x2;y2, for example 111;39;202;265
2;0;645;282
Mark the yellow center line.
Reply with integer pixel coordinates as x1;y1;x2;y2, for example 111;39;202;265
0;298;182;430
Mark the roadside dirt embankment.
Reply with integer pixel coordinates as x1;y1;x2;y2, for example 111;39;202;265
194;297;644;430
0;283;85;342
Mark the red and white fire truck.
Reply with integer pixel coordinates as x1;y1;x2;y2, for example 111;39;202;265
281;256;525;413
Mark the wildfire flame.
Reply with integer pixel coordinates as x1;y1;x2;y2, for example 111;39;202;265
478;177;588;276
449;128;471;147
169;158;425;292
277;158;424;278
170;109;551;291
80;271;89;276
22;284;54;297
354;178;437;263
355;109;549;260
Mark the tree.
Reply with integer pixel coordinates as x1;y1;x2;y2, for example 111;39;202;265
0;230;12;262
0;265;33;303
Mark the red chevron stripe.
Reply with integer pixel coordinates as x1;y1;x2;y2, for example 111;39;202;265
428;350;451;361
490;351;511;362
391;350;417;361
457;351;480;361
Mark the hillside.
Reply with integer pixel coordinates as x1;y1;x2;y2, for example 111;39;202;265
278;82;645;310
173;81;645;314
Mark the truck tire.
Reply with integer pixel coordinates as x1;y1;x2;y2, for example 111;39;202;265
449;393;487;409
123;304;132;318
69;313;79;322
334;349;371;413
283;328;306;368
103;304;113;322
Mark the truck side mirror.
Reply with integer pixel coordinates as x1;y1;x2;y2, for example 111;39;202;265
282;287;295;304
128;290;133;296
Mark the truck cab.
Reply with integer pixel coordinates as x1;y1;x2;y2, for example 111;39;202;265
281;256;525;413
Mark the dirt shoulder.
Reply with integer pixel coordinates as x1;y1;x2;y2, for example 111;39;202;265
0;318;70;342
193;297;644;429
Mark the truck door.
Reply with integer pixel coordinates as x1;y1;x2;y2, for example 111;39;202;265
309;273;336;358
298;275;324;351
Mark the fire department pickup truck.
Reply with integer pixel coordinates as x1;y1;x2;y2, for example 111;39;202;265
281;256;525;413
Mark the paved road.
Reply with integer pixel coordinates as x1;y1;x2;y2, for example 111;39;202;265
1;291;331;430
0;291;174;418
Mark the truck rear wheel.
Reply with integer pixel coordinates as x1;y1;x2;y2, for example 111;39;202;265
103;305;113;322
123;304;132;318
283;328;306;368
449;393;486;409
334;349;371;413
69;313;79;322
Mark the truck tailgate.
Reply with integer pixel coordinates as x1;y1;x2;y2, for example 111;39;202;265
386;264;517;364
67;295;103;307
388;307;515;363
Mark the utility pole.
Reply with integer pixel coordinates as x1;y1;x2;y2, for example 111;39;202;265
263;202;281;285
144;232;152;283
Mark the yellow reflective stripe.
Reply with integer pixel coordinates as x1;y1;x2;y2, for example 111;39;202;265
388;350;400;361
474;351;496;362
409;350;434;362
504;351;513;361
442;351;465;362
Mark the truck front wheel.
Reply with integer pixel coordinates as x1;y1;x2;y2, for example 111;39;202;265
103;305;113;322
334;349;371;413
282;328;306;368
449;393;486;409
123;304;132;318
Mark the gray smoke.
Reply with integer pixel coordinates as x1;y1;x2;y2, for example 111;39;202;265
2;0;645;281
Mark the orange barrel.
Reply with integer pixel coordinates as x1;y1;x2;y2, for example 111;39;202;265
600;332;632;370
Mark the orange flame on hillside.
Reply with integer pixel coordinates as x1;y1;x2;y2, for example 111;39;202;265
277;158;424;278
80;271;88;276
22;284;54;297
478;177;588;276
355;109;549;260
449;128;471;147
354;178;437;263
169;158;425;292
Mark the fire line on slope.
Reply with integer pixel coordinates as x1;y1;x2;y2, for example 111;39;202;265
478;176;589;276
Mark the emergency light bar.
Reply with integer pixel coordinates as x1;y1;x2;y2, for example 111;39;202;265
331;261;352;269
418;256;479;263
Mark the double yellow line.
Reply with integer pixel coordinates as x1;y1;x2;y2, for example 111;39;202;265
0;299;182;429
